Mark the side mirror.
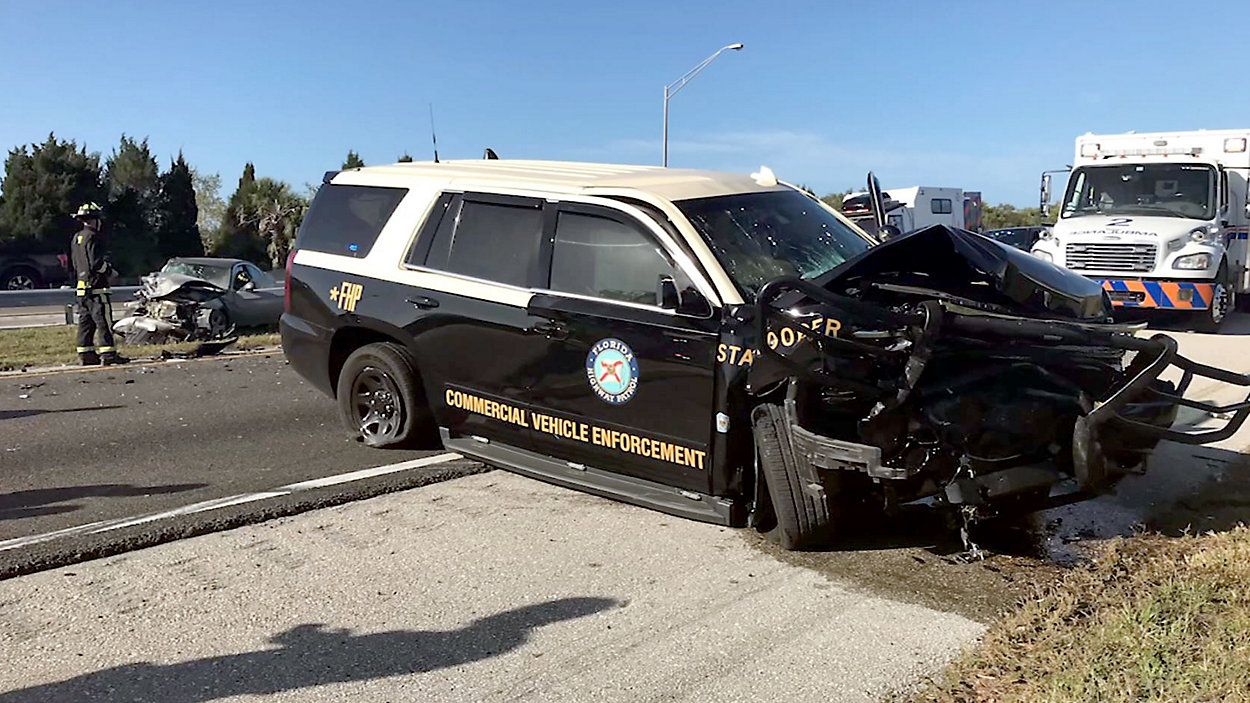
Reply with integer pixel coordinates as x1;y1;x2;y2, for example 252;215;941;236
659;275;712;317
867;171;887;232
658;275;680;310
1244;201;1250;219
241;280;256;292
878;224;902;241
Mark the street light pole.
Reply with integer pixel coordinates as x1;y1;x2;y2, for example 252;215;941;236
662;43;744;167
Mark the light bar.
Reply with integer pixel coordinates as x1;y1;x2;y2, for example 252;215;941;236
1225;137;1247;153
1080;143;1099;157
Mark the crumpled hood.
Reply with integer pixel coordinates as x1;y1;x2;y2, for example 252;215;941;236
825;225;1110;320
1052;214;1206;242
142;272;227;303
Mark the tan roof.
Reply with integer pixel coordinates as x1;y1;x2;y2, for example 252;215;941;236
333;159;785;201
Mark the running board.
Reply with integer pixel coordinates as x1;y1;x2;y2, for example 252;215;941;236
441;429;741;526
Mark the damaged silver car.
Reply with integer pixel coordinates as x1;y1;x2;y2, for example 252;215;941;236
113;257;283;344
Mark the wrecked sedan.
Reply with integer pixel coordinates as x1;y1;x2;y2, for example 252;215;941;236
282;161;1248;551
114;257;283;344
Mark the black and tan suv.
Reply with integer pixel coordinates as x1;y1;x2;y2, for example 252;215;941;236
281;160;1241;549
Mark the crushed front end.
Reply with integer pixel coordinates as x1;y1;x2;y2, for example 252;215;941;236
745;226;1250;524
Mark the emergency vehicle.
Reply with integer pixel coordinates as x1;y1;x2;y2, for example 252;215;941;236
1033;130;1250;331
281;160;1246;549
841;186;980;234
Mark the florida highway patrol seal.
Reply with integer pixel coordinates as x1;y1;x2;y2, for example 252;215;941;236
586;338;639;405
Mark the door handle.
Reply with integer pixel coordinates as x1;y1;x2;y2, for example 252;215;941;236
528;320;568;340
406;296;439;309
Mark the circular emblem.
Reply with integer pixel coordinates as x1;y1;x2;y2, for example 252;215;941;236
586;338;639;405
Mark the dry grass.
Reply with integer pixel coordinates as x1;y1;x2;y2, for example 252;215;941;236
915;527;1250;703
0;325;280;371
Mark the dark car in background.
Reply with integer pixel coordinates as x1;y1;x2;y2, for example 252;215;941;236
981;226;1050;251
0;252;70;290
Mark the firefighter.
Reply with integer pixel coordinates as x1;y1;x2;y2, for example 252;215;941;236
69;203;128;365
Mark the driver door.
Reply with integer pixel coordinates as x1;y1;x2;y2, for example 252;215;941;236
523;201;720;493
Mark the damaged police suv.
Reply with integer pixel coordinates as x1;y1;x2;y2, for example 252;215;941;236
282;160;1249;549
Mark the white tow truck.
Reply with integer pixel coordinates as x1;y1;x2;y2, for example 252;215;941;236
1033;130;1250;331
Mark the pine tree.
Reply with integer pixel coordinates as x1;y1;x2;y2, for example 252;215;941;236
153;153;202;258
0;133;103;254
214;162;266;261
342;150;365;169
397;153;413;163
103;135;162;275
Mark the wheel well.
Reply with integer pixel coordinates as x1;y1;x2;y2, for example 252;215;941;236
327;328;414;397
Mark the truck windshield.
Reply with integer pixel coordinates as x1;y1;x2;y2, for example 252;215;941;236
1061;163;1215;220
677;190;872;297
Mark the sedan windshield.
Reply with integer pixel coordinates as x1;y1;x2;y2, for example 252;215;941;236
161;261;231;288
1061;163;1215;220
677;190;872;297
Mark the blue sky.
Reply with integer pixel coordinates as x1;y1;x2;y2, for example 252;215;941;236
2;0;1246;205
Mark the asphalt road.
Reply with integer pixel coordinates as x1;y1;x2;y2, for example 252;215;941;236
2;321;1250;700
0;353;483;576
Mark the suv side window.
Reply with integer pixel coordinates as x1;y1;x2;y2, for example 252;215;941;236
297;184;407;258
550;208;678;307
423;195;543;288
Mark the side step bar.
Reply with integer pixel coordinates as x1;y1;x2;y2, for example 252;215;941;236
441;430;743;526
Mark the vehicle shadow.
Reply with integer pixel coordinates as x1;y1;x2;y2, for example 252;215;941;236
0;483;208;522
0;597;618;703
0;405;125;422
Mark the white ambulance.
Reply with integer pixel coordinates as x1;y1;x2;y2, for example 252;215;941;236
1033;130;1250;331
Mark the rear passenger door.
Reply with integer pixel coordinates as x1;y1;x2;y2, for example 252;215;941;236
401;192;549;450
524;201;719;493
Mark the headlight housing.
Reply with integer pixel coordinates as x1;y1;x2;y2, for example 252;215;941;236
1032;250;1053;263
1174;253;1212;270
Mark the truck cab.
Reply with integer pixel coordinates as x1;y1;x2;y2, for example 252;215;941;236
1033;130;1250;331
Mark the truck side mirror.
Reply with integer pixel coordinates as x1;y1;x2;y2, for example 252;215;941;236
867;172;887;233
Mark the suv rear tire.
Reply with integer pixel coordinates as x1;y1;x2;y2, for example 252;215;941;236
752;403;836;550
336;342;430;448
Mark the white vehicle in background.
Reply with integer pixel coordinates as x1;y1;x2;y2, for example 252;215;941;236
841;186;977;235
1034;130;1250;331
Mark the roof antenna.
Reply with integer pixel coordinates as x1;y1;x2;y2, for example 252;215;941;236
429;103;440;164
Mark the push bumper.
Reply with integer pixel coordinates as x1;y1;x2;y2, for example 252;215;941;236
1095;278;1215;310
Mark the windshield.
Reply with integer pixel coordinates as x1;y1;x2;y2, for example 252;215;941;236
160;261;231;288
677;190;872;296
1061;163;1215;220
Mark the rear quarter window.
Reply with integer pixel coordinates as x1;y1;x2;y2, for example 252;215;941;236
296;184;407;258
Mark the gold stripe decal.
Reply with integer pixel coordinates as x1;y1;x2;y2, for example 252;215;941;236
444;387;706;470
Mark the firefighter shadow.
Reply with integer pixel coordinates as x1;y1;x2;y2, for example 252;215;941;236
0;597;618;703
0;404;125;421
0;483;208;521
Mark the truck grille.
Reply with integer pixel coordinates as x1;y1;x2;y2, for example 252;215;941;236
1065;243;1157;272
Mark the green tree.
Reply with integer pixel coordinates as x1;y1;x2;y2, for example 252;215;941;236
213;162;265;261
0;133;103;254
821;190;853;211
397;153;413;163
982;203;1052;230
103;135;162;274
190;168;225;251
241;178;307;269
342;150;365;169
153;153;202;258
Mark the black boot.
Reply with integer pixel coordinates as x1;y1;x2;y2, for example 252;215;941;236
100;352;130;366
79;352;101;366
